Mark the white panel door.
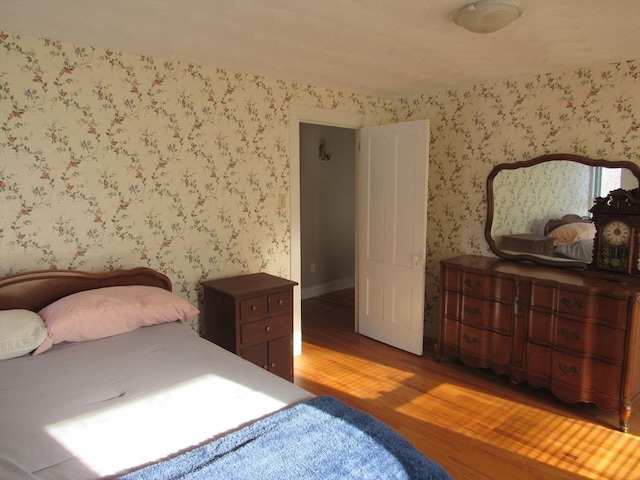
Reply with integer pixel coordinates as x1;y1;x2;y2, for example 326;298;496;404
357;119;429;355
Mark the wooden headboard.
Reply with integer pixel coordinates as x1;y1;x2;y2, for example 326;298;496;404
0;267;172;311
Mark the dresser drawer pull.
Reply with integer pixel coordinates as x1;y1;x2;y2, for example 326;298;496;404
462;334;479;345
270;362;276;368
278;299;284;306
560;297;585;310
464;279;483;289
265;325;272;333
251;305;257;311
556;362;580;376
262;364;269;370
559;328;583;342
464;306;481;315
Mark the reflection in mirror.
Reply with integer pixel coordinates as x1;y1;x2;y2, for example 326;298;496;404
486;154;640;269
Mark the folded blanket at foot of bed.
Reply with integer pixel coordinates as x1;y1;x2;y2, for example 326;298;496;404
119;395;451;480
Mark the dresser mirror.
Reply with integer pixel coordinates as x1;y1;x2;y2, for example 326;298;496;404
485;154;640;268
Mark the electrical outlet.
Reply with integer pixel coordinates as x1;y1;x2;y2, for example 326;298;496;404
278;193;287;210
310;263;316;273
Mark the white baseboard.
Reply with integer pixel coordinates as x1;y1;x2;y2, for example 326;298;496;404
301;276;355;300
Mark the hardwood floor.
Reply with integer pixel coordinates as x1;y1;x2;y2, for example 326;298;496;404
294;289;640;480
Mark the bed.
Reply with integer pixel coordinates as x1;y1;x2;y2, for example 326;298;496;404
544;214;596;262
0;267;450;480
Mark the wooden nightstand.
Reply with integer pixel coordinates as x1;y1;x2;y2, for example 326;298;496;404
501;234;554;256
202;273;298;382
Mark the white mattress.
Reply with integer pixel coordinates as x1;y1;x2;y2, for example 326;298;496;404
0;322;312;479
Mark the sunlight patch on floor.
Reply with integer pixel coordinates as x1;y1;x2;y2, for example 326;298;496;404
297;342;640;480
401;383;640;480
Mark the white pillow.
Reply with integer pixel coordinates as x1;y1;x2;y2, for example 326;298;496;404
0;309;48;360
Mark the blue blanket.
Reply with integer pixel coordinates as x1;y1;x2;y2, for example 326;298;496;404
119;395;451;480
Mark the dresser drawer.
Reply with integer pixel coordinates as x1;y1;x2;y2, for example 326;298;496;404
240;296;268;322
528;312;626;363
240;314;291;346
555;317;625;363
461;296;512;334
551;351;622;401
462;273;514;301
459;324;510;365
556;290;628;326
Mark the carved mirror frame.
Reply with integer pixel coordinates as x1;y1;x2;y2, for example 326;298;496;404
485;153;640;269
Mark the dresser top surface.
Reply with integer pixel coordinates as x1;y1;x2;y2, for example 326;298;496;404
442;255;640;294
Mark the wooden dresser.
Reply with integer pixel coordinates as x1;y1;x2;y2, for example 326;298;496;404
202;273;298;382
437;255;640;432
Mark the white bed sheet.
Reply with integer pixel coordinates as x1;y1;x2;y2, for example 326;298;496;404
554;238;594;262
0;322;312;479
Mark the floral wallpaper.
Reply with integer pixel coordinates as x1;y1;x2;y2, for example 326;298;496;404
0;32;384;332
491;160;593;238
1;30;638;340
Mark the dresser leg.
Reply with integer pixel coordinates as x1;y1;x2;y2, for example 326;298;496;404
619;403;631;433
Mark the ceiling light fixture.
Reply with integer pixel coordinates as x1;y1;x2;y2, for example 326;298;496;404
453;0;523;34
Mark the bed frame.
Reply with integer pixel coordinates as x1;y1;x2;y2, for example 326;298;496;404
0;267;172;311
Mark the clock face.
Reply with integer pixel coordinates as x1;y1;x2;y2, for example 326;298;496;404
596;219;632;273
602;220;631;247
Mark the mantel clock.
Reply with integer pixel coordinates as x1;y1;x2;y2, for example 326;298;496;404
590;188;640;275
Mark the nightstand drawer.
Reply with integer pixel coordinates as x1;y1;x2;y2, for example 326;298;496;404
268;290;292;315
240;296;268;322
241;315;291;346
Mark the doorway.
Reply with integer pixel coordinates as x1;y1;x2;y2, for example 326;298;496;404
299;123;357;357
289;106;364;356
299;123;356;301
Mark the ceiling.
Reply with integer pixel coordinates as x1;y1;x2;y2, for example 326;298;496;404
1;0;639;97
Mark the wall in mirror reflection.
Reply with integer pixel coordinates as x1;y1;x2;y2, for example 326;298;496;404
491;162;634;240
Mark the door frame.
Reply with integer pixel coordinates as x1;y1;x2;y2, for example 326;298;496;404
289;105;366;355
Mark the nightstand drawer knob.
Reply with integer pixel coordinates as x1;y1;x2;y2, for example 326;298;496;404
251;305;257;311
278;299;284;306
265;325;272;332
262;364;268;370
270;362;276;368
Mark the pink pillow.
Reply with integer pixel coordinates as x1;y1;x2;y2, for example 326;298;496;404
34;286;199;355
548;222;596;246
